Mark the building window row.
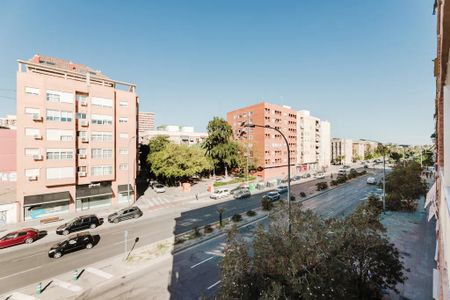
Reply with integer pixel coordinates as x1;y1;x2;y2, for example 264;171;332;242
46;109;73;122
119;117;128;124
91;148;113;159
46;90;74;104
91;165;113;176
91;97;113;108
46;149;74;160
47;129;74;141
119;163;128;171
91;132;113;142
25;87;40;95
91;114;113;125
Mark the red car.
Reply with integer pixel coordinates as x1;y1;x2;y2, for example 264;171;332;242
0;228;41;248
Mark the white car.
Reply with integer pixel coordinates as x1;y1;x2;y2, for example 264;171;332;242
210;188;230;199
314;172;325;179
153;184;166;193
366;177;376;185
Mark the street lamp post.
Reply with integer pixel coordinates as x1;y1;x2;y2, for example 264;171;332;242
241;123;292;234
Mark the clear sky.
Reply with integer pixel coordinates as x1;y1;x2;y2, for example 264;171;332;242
0;0;436;145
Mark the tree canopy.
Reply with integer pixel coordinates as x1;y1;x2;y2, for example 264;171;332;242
219;202;406;300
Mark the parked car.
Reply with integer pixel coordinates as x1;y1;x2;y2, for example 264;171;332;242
108;207;143;224
314;172;325;179
210;188;231;199
366;177;377;185
234;189;251;199
56;215;103;235
0;228;44;249
264;191;281;202
301;173;311;179
231;185;249;195
153;184;166;193
276;185;288;194
48;232;95;259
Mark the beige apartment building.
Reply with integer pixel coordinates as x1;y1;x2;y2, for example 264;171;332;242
138;111;155;137
331;138;353;165
227;102;297;181
140;125;207;146
319;121;331;170
352;140;366;162
16;55;138;221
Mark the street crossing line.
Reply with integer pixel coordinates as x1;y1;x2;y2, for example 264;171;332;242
53;278;82;293
207;280;221;290
190;256;215;269
85;267;113;279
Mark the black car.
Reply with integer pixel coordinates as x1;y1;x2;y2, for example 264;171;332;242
108;207;143;224
48;232;95;259
56;215;103;235
234;189;251;199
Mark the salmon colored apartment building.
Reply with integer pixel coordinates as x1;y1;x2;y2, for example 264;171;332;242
16;55;138;221
227;102;297;181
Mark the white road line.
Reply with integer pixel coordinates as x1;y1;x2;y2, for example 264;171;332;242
207;280;221;290
0;266;42;280
85;267;113;279
53;278;82;292
8;292;36;300
190;256;215;269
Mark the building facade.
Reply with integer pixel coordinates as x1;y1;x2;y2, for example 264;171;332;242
0;129;16;183
0;115;17;129
16;55;138;221
140;125;207;146
331;138;353;165
138;111;155;137
227;102;297;181
319;121;331;170
352;140;366;162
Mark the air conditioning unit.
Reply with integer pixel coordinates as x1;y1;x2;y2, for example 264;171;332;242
81;137;89;143
28;176;38;181
78;171;87;177
33;134;42;140
32;154;43;161
80;100;87;106
80;120;89;127
32;114;42;122
78;153;86;159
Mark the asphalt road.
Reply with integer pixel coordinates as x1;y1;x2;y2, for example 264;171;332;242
0;169;381;295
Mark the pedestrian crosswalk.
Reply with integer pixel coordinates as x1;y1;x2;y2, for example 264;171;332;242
138;195;182;210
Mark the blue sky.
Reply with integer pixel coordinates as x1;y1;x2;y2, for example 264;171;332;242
0;0;436;144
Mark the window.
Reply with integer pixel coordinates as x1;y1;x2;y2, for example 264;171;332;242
61;111;73;122
25;107;40;115
91;166;112;176
76;95;87;102
91;114;113;125
119;163;128;171
103;149;112;158
46;149;73;160
119;148;128;155
25;169;39;177
46;110;72;122
46;90;74;103
25;128;40;136
76;113;87;120
46;167;74;180
78;148;87;156
77;166;87;172
46;129;74;141
119;117;128;124
119;101;128;107
91;149;102;159
79;131;88;140
25;87;40;95
25;148;40;157
120;133;128;139
91;132;113;141
91;97;113;108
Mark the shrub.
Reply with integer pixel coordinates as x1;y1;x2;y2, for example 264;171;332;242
193;226;202;238
300;192;306;198
204;224;214;234
232;214;243;222
359;170;367;175
246;210;257;217
316;181;328;191
349;169;358;178
261;198;273;210
175;237;185;244
290;195;296;202
330;180;338;186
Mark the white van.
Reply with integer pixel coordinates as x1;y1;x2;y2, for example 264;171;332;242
210;188;230;199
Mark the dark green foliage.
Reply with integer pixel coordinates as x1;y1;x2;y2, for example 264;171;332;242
330;180;338;186
299;192;306;197
348;168;358;178
204;224;214;234
193;226;201;238
316;181;328;191
390;152;402;163
290;195;296;201
232;214;243;222
261;198;273;211
246;210;256;217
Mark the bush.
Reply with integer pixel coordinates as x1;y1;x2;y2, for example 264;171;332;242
246;210;257;217
232;214;243;222
349;169;358;178
336;175;348;184
261;198;273;210
300;192;306;198
359;170;367;175
290;195;296;202
193;226;202;238
330;180;338;186
316;181;328;191
204;224;214;234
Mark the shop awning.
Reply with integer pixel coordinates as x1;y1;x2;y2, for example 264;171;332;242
425;181;437;208
118;184;134;194
428;204;437;222
24;191;71;207
76;185;113;200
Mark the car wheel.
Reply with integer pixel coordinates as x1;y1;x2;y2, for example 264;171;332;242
133;214;139;219
63;230;69;236
113;218;119;224
86;243;93;249
90;223;97;229
25;238;34;244
53;252;62;259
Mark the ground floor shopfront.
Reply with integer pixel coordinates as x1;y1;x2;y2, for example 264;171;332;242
21;183;135;221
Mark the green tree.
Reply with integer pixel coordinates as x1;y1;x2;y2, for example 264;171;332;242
234;141;258;176
203;117;239;176
149;144;212;185
218;203;406;300
390;151;402;163
148;135;171;155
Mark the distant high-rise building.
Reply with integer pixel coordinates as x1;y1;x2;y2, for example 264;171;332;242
138;112;155;137
0;115;17;129
16;54;138;221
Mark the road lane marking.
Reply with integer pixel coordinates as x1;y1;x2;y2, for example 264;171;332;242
53;278;82;292
85;267;113;279
190;256;215;269
8;292;36;300
0;266;42;280
207;280;221;290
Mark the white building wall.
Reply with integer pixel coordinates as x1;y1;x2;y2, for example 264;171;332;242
0;202;18;225
344;139;353;165
319;121;331;169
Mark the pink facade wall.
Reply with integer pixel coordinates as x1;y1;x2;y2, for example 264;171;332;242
0;129;16;172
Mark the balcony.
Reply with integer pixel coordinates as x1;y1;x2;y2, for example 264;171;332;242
32;114;43;122
28;176;38;181
78;153;87;159
80;120;89;127
80;100;87;106
32;154;43;161
81;137;89;143
33;134;43;140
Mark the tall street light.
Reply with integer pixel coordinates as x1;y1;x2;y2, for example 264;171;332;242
240;122;292;234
